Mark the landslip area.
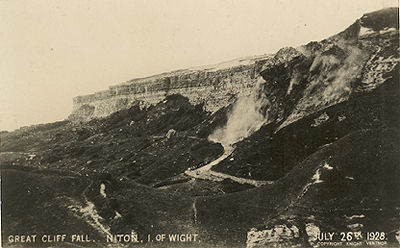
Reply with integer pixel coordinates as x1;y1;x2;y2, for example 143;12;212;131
1;8;399;248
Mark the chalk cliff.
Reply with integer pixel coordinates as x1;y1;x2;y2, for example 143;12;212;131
69;55;270;121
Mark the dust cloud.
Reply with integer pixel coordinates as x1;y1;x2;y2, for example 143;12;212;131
322;45;364;100
209;77;270;148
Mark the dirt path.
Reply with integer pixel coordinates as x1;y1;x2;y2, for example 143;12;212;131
185;147;272;187
67;179;112;237
192;198;198;225
185;168;272;187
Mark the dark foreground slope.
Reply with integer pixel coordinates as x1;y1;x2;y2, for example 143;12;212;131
1;7;399;248
196;128;400;246
0;94;230;247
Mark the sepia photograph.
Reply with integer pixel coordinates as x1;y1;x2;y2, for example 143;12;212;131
0;0;399;247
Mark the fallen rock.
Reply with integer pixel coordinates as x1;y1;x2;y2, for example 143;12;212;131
166;129;176;139
247;224;300;248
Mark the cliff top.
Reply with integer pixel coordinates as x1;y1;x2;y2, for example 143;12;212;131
115;53;272;87
84;8;399;92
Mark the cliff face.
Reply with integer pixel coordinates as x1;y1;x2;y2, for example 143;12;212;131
70;8;398;125
69;56;270;121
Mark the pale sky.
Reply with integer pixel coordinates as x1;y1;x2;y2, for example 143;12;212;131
0;0;397;131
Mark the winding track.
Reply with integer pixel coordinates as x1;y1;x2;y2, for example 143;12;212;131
184;148;272;187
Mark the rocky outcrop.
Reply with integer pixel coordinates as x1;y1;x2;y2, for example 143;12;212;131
257;7;399;131
247;224;300;248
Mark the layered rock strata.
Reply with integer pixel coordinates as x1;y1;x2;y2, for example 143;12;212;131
70;56;270;121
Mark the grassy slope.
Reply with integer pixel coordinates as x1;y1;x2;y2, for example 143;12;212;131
1;168;103;240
